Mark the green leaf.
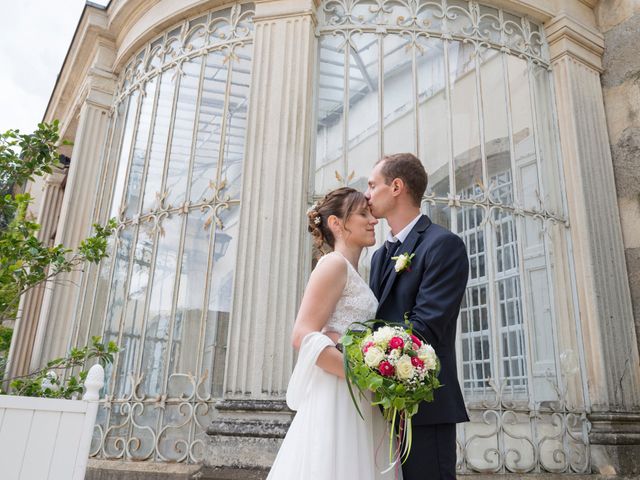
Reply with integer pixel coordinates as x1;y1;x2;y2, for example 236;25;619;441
341;335;354;346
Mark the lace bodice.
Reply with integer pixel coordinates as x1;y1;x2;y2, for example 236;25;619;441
317;252;378;335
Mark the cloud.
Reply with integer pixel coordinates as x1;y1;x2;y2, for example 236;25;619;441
0;1;108;133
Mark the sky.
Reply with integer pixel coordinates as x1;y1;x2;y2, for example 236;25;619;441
0;1;109;135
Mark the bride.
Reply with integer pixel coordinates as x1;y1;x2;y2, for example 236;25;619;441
267;187;401;480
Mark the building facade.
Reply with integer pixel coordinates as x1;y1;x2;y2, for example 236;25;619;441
8;0;640;477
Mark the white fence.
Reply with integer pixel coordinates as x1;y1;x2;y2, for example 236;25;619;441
0;364;104;480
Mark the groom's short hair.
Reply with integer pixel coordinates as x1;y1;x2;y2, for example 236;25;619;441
377;153;428;206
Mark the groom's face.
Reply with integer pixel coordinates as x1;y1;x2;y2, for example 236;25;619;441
364;162;394;219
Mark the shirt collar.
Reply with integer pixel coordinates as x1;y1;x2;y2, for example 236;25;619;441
386;213;422;244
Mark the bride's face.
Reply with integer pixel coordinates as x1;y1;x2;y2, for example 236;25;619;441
342;203;378;248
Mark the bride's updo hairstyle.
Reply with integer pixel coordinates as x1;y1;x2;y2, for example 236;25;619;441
307;187;367;252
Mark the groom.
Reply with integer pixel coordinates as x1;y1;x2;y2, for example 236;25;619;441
365;153;469;480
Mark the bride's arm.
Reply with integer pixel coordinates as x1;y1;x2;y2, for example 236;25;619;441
291;254;347;379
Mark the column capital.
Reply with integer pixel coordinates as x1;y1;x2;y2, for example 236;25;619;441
253;0;319;22
78;68;117;111
77;41;117;111
545;13;605;72
44;170;67;188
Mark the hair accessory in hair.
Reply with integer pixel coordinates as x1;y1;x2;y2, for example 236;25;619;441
307;202;322;225
306;202;318;214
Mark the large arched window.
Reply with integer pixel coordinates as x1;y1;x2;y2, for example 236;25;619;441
315;1;589;473
72;3;254;463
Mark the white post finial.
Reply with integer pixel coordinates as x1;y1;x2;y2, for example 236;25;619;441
82;364;105;401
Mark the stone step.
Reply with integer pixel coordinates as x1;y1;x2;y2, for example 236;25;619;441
87;461;638;480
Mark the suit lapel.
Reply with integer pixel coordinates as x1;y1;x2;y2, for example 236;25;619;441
378;215;432;307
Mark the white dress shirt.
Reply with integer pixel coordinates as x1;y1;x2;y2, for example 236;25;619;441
386;213;422;244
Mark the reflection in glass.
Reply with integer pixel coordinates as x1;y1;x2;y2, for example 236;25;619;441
191;49;227;202
142;71;175;212
316;34;346;194
166;58;202;206
222;44;252;201
84;5;254;463
140;215;181;398
102;227;134;396
206;205;239;396
124;77;158;217
417;37;448;198
449;41;482;199
166;211;210;396
314;6;568;410
110;92;139;218
347;32;379;190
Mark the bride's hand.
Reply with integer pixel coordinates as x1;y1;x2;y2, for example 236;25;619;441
324;331;341;344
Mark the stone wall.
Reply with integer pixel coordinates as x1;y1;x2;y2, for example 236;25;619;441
596;1;640;342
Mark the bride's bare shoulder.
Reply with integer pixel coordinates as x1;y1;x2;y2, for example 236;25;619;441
311;252;347;280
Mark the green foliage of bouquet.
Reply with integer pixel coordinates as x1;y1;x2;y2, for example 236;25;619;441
341;319;441;465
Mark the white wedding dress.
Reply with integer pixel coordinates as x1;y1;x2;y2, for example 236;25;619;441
267;252;402;480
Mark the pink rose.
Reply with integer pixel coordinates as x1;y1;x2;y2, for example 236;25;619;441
378;361;395;377
410;334;422;348
389;337;404;350
411;357;424;369
362;341;374;353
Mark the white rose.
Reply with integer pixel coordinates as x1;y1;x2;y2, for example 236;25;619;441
364;347;385;368
418;345;437;371
373;326;395;348
395;355;415;380
389;348;401;360
394;255;410;272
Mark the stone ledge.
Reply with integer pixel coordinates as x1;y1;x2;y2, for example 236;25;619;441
589;412;640;445
86;459;202;480
207;419;290;439
214;399;290;413
85;460;640;480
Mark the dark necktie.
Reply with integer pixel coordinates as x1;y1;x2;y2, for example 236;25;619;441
384;240;399;264
380;240;400;291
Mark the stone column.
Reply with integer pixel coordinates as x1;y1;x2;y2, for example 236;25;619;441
207;0;318;469
30;58;116;370
596;0;640;359
4;171;66;380
546;13;640;475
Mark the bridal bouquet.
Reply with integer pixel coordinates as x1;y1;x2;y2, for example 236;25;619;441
341;320;441;465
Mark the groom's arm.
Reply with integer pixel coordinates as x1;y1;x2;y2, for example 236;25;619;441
408;234;469;347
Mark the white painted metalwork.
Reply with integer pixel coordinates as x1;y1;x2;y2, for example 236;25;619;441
70;3;254;464
315;0;589;474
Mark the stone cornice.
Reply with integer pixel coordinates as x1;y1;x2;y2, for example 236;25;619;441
44;5;115;129
545;13;605;71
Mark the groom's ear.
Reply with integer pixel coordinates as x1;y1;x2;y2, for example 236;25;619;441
391;177;405;196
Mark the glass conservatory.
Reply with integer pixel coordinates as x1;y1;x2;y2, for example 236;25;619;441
21;0;640;476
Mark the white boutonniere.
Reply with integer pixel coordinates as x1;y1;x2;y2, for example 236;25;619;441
391;252;415;273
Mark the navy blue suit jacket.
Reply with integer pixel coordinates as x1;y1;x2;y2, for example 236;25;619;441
370;215;470;425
